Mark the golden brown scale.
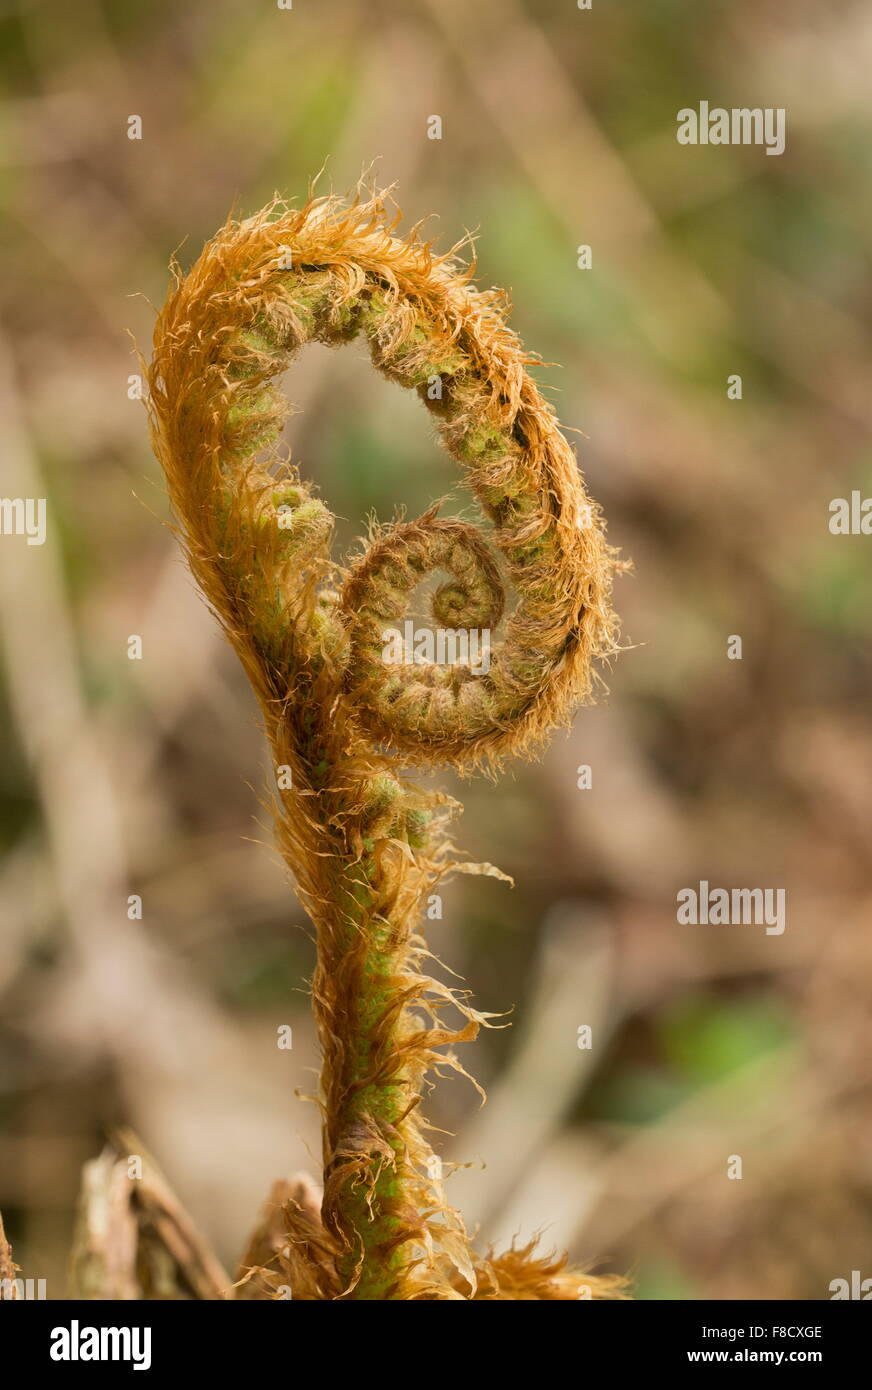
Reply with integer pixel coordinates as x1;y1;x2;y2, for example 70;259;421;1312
147;187;624;1299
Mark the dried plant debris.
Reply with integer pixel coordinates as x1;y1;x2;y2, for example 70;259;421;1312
234;1175;342;1301
0;1213;21;1298
69;1131;231;1301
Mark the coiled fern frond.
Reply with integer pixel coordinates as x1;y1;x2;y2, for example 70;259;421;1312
147;187;623;1300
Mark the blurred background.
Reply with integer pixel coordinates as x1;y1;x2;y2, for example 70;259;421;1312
1;0;872;1300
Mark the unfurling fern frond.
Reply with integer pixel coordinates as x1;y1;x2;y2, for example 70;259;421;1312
146;186;624;1300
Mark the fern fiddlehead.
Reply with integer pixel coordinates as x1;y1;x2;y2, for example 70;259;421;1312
147;189;622;1300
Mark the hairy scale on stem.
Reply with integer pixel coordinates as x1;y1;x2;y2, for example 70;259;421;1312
146;187;624;1300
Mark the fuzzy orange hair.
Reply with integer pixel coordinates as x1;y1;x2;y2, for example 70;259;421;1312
147;187;623;1300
